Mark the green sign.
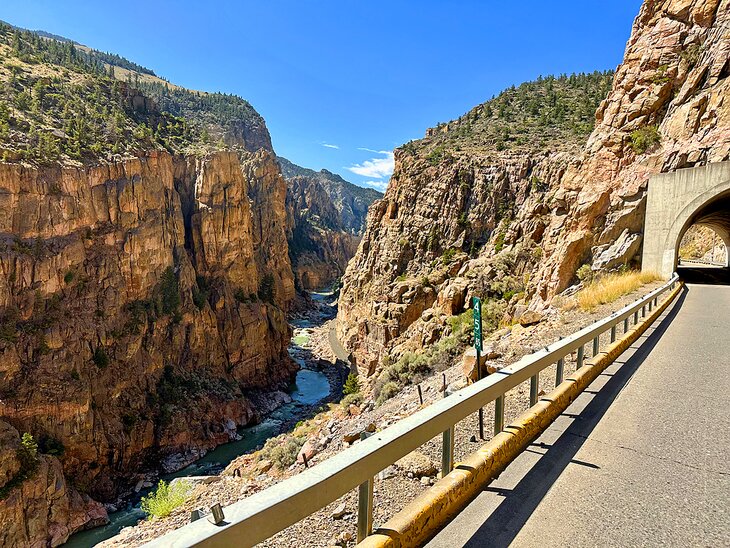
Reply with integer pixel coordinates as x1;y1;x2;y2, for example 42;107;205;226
473;297;483;352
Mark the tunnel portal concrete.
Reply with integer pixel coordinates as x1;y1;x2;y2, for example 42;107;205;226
642;162;730;278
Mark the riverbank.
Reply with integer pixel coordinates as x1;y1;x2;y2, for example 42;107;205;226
96;281;663;547
65;289;346;547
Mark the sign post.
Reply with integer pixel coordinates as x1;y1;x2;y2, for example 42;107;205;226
473;297;485;439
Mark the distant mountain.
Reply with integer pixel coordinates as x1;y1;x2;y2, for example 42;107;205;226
279;157;382;290
278;156;382;235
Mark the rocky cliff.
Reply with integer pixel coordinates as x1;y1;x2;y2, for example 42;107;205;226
0;421;108;547
0;21;299;546
279;157;382;290
338;0;729;377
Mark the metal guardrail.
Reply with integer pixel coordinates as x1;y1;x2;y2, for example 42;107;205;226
147;274;681;548
678;258;726;267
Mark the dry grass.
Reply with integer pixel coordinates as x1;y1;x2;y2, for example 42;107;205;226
576;270;661;311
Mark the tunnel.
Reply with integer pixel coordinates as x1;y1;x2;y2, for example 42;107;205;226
675;191;730;284
642;162;730;284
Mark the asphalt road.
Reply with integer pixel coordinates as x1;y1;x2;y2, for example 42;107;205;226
427;283;730;548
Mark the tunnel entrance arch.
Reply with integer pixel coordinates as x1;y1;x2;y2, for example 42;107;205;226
642;162;730;278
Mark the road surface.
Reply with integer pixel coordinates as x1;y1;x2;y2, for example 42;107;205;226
427;283;730;547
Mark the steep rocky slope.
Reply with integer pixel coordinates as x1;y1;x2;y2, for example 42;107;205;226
0;421;107;547
0;22;297;545
279;157;382;290
338;0;729;378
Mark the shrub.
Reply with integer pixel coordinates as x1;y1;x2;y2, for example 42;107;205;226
234;288;247;303
343;372;360;396
630;125;660;154
159;267;181;315
18;433;39;473
262;435;305;470
63;270;75;284
576;264;594;284
441;248;457;264
341;392;363;407
140;480;192;519
258;273;276;304
92;346;109;368
494;230;506;253
376;381;401;405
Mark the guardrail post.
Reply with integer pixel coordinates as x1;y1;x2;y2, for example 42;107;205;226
357;432;374;542
642;304;646;318
577;345;584;368
530;373;539;406
592;336;599;357
494;395;504;435
556;357;564;385
441;387;454;478
610;325;617;343
633;310;639;324
624;317;629;333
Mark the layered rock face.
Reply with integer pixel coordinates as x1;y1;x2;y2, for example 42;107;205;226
0;147;296;505
338;0;729;376
531;0;730;300
0;421;108;547
280;158;382;291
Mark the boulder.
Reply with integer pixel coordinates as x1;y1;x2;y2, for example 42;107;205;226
296;440;318;464
395;451;437;478
462;347;502;381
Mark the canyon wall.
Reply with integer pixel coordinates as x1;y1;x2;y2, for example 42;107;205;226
338;0;729;377
0;147;296;510
280;158;382;290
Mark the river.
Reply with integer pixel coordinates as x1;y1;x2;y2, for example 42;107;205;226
65;289;338;547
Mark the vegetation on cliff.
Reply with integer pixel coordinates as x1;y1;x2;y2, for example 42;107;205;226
401;71;614;159
0;21;269;164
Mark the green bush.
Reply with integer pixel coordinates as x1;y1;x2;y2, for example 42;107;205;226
0;433;39;499
63;271;75;284
376;381;401;405
258;273;276;304
343;372;360;396
92;346;109;368
576;264;594;284
341;392;363;407
140;480;192;519
630;125;660;154
159;267;181;315
261;435;305;470
18;433;38;472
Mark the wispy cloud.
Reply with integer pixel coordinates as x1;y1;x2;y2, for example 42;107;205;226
322;143;339;149
363;180;389;193
346;150;394;179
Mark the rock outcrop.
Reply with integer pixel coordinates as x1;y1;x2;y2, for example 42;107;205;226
0;147;297;503
338;0;729;377
0;421;108;547
280;158;382;290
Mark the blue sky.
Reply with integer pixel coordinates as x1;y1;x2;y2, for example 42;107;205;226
2;1;642;191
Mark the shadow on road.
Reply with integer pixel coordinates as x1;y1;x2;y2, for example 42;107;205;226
460;286;690;548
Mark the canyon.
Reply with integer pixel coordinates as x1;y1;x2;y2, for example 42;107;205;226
0;0;729;545
280;157;381;291
0;21;370;547
338;0;729;381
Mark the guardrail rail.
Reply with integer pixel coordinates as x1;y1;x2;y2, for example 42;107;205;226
147;274;681;548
